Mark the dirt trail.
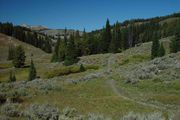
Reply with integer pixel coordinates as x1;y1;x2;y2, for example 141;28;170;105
107;79;172;111
105;54;175;112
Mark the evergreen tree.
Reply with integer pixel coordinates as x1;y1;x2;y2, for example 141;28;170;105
51;36;61;62
13;45;26;68
170;22;180;53
99;19;112;53
80;64;86;72
104;19;112;52
44;36;52;53
121;28;128;50
28;59;37;81
9;71;16;82
158;43;165;57
127;24;134;48
109;25;116;53
58;39;66;62
109;22;121;53
151;35;160;59
81;29;90;55
64;35;78;66
74;30;82;56
99;28;106;53
7;44;15;60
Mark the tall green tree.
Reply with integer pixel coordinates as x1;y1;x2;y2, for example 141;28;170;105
109;25;116;53
121;28;128;50
170;22;180;53
109;22;121;53
44;36;52;53
13;45;26;68
158;43;165;57
28;59;37;81
58;39;66;62
7;44;15;60
51;36;61;62
64;35;78;66
9;71;16;82
80;64;86;72
99;19;111;53
81;29;90;55
151;33;160;59
74;30;82;56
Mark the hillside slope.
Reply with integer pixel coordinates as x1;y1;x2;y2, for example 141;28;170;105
0;33;51;62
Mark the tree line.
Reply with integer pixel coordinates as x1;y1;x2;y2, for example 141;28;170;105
52;16;180;65
0;22;52;53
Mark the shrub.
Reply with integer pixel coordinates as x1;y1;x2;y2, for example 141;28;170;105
87;113;111;120
121;112;165;120
0;115;10;120
24;104;59;120
0;93;6;104
46;66;79;78
80;64;86;72
1;103;22;117
85;65;99;70
46;65;99;78
62;107;77;118
8;71;16;82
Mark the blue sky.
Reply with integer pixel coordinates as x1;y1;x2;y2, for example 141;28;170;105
0;0;180;31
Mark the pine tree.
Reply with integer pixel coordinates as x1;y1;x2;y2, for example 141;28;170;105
81;29;90;55
170;22;180;53
151;34;160;59
64;35;78;66
158;43;165;57
105;19;112;52
44;36;52;53
7;44;15;60
99;19;112;53
80;64;86;72
109;25;116;53
9;71;16;82
51;36;61;62
28;59;36;81
13;45;26;68
109;22;121;53
58;39;66;62
121;28;128;50
74;30;82;56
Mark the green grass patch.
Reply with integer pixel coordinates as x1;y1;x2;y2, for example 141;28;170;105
116;77;180;107
0;68;29;82
28;78;157;119
46;65;99;78
119;54;150;65
0;62;13;69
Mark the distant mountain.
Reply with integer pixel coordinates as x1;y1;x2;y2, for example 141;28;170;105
21;24;48;31
21;24;83;39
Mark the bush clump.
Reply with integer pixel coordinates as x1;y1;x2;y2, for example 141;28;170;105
1;103;22;117
46;65;99;78
121;112;165;120
25;104;59;120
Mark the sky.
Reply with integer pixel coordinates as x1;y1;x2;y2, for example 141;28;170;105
0;0;180;31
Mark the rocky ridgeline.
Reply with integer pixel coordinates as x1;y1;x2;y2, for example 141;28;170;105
123;52;180;83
